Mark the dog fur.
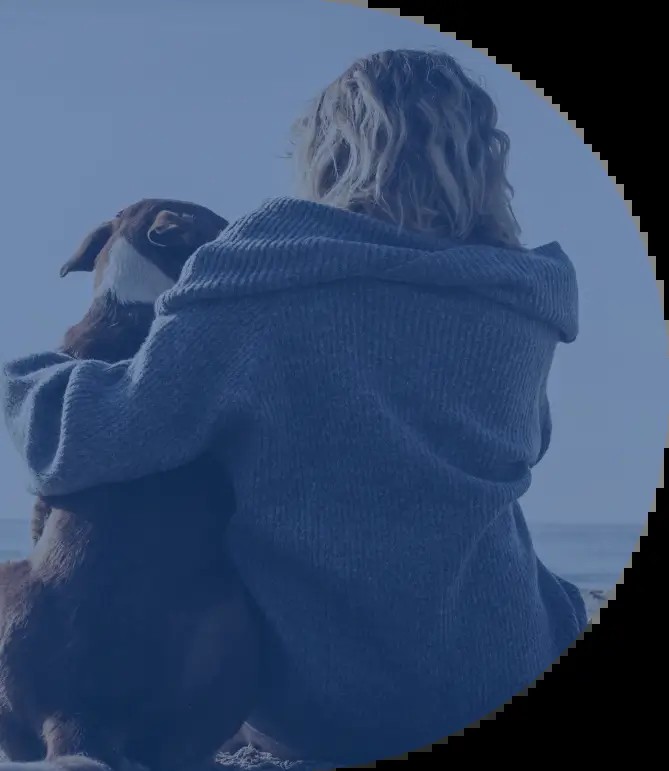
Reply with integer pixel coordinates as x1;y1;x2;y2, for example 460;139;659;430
0;200;261;771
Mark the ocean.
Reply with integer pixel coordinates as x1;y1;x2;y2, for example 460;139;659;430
528;520;641;618
0;517;641;619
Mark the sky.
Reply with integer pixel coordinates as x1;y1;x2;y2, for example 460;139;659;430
0;0;666;532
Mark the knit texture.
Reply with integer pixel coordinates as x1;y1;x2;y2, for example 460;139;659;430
2;196;587;764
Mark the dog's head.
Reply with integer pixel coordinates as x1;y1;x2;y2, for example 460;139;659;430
59;199;228;304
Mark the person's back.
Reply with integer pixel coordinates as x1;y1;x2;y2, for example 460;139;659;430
0;48;589;767
167;195;587;761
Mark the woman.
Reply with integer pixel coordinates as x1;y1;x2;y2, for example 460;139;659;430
1;49;587;766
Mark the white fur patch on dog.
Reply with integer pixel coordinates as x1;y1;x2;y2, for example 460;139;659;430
95;236;175;305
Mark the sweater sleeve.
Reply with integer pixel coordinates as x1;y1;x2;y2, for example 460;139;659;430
1;299;260;497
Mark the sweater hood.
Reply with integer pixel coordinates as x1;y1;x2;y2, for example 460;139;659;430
159;196;578;343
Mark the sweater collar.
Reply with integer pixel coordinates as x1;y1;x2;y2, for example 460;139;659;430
159;196;578;343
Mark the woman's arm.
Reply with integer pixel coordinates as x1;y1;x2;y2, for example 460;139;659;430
1;299;263;497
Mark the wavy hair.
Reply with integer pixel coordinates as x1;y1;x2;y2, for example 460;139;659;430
289;49;522;248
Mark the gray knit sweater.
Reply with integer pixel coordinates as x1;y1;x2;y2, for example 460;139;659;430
1;197;587;764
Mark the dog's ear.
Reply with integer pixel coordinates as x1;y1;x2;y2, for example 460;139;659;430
146;210;202;249
147;209;228;249
60;220;114;277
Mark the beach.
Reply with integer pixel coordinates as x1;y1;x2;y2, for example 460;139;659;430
0;519;624;767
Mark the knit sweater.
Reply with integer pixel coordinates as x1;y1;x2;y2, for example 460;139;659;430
1;197;587;764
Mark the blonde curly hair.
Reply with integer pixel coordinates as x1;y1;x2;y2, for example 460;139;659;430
290;48;522;248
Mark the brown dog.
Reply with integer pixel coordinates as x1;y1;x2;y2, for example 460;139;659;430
0;200;261;771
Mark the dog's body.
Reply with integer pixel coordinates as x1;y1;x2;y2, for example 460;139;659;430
0;200;261;771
